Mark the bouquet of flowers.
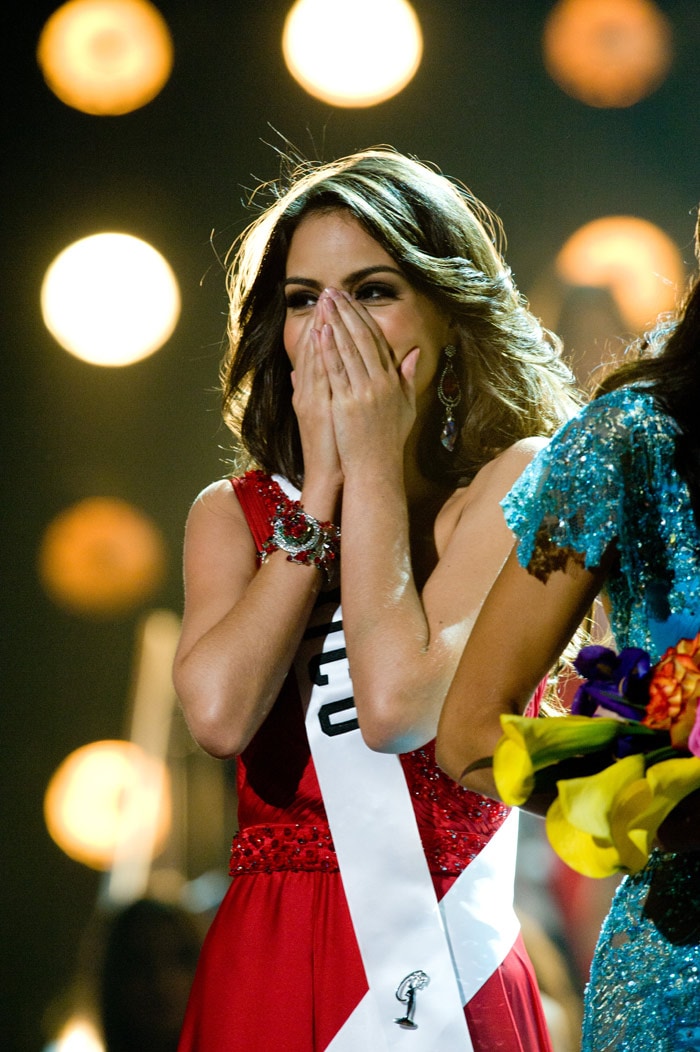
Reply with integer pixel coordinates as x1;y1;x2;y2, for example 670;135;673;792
489;634;700;877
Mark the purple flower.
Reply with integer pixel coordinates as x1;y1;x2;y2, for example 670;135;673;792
572;645;651;721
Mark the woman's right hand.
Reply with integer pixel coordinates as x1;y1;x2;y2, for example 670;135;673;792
291;323;343;502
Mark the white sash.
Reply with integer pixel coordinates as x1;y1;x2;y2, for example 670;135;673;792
293;591;520;1051
274;474;519;1050
324;813;520;1050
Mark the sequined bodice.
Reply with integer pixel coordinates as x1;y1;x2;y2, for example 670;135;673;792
503;387;700;662
503;387;700;1050
230;675;508;877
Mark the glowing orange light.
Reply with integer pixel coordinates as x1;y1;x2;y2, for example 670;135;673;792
543;0;673;108
38;497;167;617
556;216;685;331
44;740;171;871
37;0;174;115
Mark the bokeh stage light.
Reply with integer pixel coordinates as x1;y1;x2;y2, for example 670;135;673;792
38;497;167;617
556;216;685;331
543;0;673;108
44;739;171;871
41;232;180;366
37;0;174;115
283;0;422;107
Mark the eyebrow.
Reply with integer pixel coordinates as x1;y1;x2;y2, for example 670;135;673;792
283;265;405;289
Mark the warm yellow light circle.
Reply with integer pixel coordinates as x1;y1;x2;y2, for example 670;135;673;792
44;740;171;871
37;0;174;115
543;0;673;108
41;232;180;366
51;1016;104;1052
38;497;167;617
556;216;684;331
283;0;422;107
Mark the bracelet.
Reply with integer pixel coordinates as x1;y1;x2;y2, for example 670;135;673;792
261;497;340;587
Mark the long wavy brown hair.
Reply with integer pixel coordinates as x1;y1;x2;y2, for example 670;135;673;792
221;147;579;488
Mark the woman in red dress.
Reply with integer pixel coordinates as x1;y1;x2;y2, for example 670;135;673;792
173;148;577;1051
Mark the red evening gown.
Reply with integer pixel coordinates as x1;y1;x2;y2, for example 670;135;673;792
177;680;551;1052
177;474;552;1051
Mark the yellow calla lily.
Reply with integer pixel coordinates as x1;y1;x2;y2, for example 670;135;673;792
617;756;700;869
544;755;645;877
493;714;625;806
607;776;656;873
545;796;622;878
545;755;700;877
646;754;700;807
556;754;646;838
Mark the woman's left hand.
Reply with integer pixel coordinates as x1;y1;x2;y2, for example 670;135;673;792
316;288;419;473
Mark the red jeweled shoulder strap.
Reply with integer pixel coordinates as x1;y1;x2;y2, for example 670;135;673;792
230;471;281;554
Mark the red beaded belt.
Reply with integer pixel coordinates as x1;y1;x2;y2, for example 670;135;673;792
229;822;492;876
229;823;338;874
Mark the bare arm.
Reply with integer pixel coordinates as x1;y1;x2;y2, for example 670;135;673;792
341;441;548;752
316;286;550;752
174;321;342;759
436;545;611;798
172;480;334;758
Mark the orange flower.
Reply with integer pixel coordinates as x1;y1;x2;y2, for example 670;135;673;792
644;634;700;751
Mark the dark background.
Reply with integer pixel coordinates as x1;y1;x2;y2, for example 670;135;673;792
2;2;698;1049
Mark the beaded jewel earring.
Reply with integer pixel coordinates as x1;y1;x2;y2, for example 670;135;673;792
437;345;461;452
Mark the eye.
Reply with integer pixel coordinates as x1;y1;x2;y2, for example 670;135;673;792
285;288;318;311
354;281;398;303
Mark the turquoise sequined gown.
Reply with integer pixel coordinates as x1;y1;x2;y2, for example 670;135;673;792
502;387;700;1051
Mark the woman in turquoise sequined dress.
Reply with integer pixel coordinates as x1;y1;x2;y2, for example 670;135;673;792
437;218;700;1051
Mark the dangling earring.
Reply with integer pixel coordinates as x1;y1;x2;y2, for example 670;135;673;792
437;345;461;452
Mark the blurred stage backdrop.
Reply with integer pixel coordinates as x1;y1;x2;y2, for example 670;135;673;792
2;1;698;1049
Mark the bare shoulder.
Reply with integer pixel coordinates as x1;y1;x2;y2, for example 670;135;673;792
473;436;548;491
189;478;239;519
460;437;548;511
177;478;258;672
433;437;547;555
441;437;547;514
184;478;253;549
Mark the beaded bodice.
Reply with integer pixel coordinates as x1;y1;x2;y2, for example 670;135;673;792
503;387;700;662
